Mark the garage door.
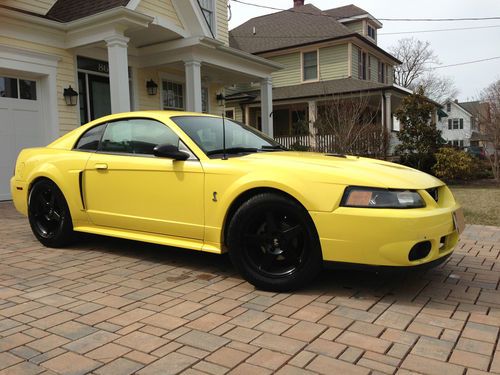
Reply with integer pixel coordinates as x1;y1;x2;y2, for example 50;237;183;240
0;75;43;201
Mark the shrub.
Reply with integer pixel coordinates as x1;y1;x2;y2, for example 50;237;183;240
432;147;474;181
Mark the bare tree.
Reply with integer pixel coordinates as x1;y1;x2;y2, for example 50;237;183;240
389;37;458;103
314;93;384;157
417;72;459;104
479;80;500;181
389;38;438;88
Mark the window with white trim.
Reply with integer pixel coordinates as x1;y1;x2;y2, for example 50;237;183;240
199;0;215;33
303;51;318;81
0;76;36;100
367;24;376;39
162;80;184;110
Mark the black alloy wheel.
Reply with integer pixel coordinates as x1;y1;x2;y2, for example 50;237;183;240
227;193;322;291
28;179;74;247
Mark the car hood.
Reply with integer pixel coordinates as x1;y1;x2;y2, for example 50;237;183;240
238;151;443;190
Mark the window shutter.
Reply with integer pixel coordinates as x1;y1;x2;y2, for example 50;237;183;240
448;119;452;129
459;118;464;129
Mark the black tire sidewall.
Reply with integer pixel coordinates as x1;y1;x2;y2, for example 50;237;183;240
227;193;322;292
28;179;74;248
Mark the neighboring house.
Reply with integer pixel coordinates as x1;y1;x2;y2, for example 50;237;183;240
437;100;473;149
227;0;415;154
0;0;281;200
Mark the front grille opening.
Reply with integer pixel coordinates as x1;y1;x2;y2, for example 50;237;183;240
409;241;432;261
427;187;439;202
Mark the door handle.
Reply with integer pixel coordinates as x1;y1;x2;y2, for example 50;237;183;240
95;163;108;170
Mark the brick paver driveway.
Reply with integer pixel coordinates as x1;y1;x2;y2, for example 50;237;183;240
0;201;499;375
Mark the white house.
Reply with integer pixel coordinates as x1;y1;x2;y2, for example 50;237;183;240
437;100;473;148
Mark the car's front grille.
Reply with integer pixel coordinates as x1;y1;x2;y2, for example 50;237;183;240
427;187;439;202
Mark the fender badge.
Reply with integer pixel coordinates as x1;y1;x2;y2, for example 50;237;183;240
212;192;218;202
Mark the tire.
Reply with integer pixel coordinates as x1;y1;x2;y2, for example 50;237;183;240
227;193;323;292
28;179;75;248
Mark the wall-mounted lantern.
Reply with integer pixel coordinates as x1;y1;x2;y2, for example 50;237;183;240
63;85;78;106
146;79;158;96
216;92;225;106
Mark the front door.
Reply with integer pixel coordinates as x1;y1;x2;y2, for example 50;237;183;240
83;118;204;240
78;72;111;124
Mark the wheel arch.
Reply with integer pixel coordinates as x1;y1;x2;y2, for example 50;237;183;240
221;187;319;249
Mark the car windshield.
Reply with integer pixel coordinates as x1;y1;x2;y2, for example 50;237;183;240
171;116;285;158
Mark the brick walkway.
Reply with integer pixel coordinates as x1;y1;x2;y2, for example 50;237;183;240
0;201;499;375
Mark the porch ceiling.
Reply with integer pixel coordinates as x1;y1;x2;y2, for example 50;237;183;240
126;24;183;48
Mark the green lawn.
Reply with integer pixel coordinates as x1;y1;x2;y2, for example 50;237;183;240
449;185;500;227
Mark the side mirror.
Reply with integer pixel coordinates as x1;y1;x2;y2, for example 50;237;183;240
153;144;190;160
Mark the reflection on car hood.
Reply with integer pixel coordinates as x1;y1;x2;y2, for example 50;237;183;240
239;151;443;190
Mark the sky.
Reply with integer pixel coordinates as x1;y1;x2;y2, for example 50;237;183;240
228;0;500;102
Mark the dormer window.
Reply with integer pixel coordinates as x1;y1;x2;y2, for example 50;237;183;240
367;24;376;40
199;0;215;33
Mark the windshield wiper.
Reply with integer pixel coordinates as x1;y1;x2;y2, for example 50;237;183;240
260;145;288;151
206;147;258;156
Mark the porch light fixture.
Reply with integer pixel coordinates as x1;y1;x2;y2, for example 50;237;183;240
216;93;225;106
146;79;158;96
63;85;78;106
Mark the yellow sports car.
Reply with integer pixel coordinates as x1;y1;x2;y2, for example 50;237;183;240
11;111;464;291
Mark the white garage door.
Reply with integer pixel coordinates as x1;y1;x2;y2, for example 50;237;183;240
0;76;43;201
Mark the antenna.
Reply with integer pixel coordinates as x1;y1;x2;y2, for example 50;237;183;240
222;112;227;160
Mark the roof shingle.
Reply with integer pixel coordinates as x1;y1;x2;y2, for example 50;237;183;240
46;0;130;22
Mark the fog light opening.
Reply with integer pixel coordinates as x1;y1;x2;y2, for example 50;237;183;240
409;241;432;261
439;236;447;250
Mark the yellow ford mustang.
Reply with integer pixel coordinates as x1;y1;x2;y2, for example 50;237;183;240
11;111;464;291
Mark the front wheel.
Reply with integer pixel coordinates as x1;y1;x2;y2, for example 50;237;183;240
227;193;322;292
28;179;74;248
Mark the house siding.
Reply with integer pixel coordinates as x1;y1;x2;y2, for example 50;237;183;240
370;54;378;83
0;35;77;135
319;44;348;81
216;0;229;45
136;0;182;28
269;53;302;88
351;45;359;79
3;0;56;15
345;21;364;35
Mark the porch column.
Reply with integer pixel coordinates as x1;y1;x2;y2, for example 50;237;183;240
384;92;392;133
105;35;130;113
308;100;317;149
261;77;273;137
184;60;202;112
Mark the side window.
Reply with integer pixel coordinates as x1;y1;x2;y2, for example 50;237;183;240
75;123;107;151
100;119;179;155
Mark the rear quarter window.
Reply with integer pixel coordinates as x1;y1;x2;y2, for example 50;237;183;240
74;123;106;151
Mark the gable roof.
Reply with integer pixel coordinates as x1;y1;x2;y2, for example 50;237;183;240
229;4;354;54
459;101;489;118
46;0;130;22
324;4;368;19
229;3;397;63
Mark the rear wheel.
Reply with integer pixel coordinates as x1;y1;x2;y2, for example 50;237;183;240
227;193;322;291
28;179;74;248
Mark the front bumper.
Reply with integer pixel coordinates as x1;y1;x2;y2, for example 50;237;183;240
311;186;461;267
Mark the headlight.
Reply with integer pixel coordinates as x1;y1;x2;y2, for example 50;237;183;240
341;186;425;208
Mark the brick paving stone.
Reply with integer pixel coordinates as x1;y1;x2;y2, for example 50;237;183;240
41;351;101;375
229;310;271;328
0;333;34;351
140;312;188;330
177;329;230;352
449;349;490;371
26;334;70;353
0;352;23;370
205;346;250;368
336;331;391;354
411;336;454;361
137;352;198;375
307;354;370;375
94;358;143;375
251;333;306;355
0;361;45;375
86;343;132;363
306;338;346;358
63;330;119;354
282;321;326;342
228;362;272;375
223;326;262;343
401;354;464;375
374;310;414;330
114;331;167;353
47;321;97;340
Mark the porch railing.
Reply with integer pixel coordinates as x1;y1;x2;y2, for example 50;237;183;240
274;126;385;157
